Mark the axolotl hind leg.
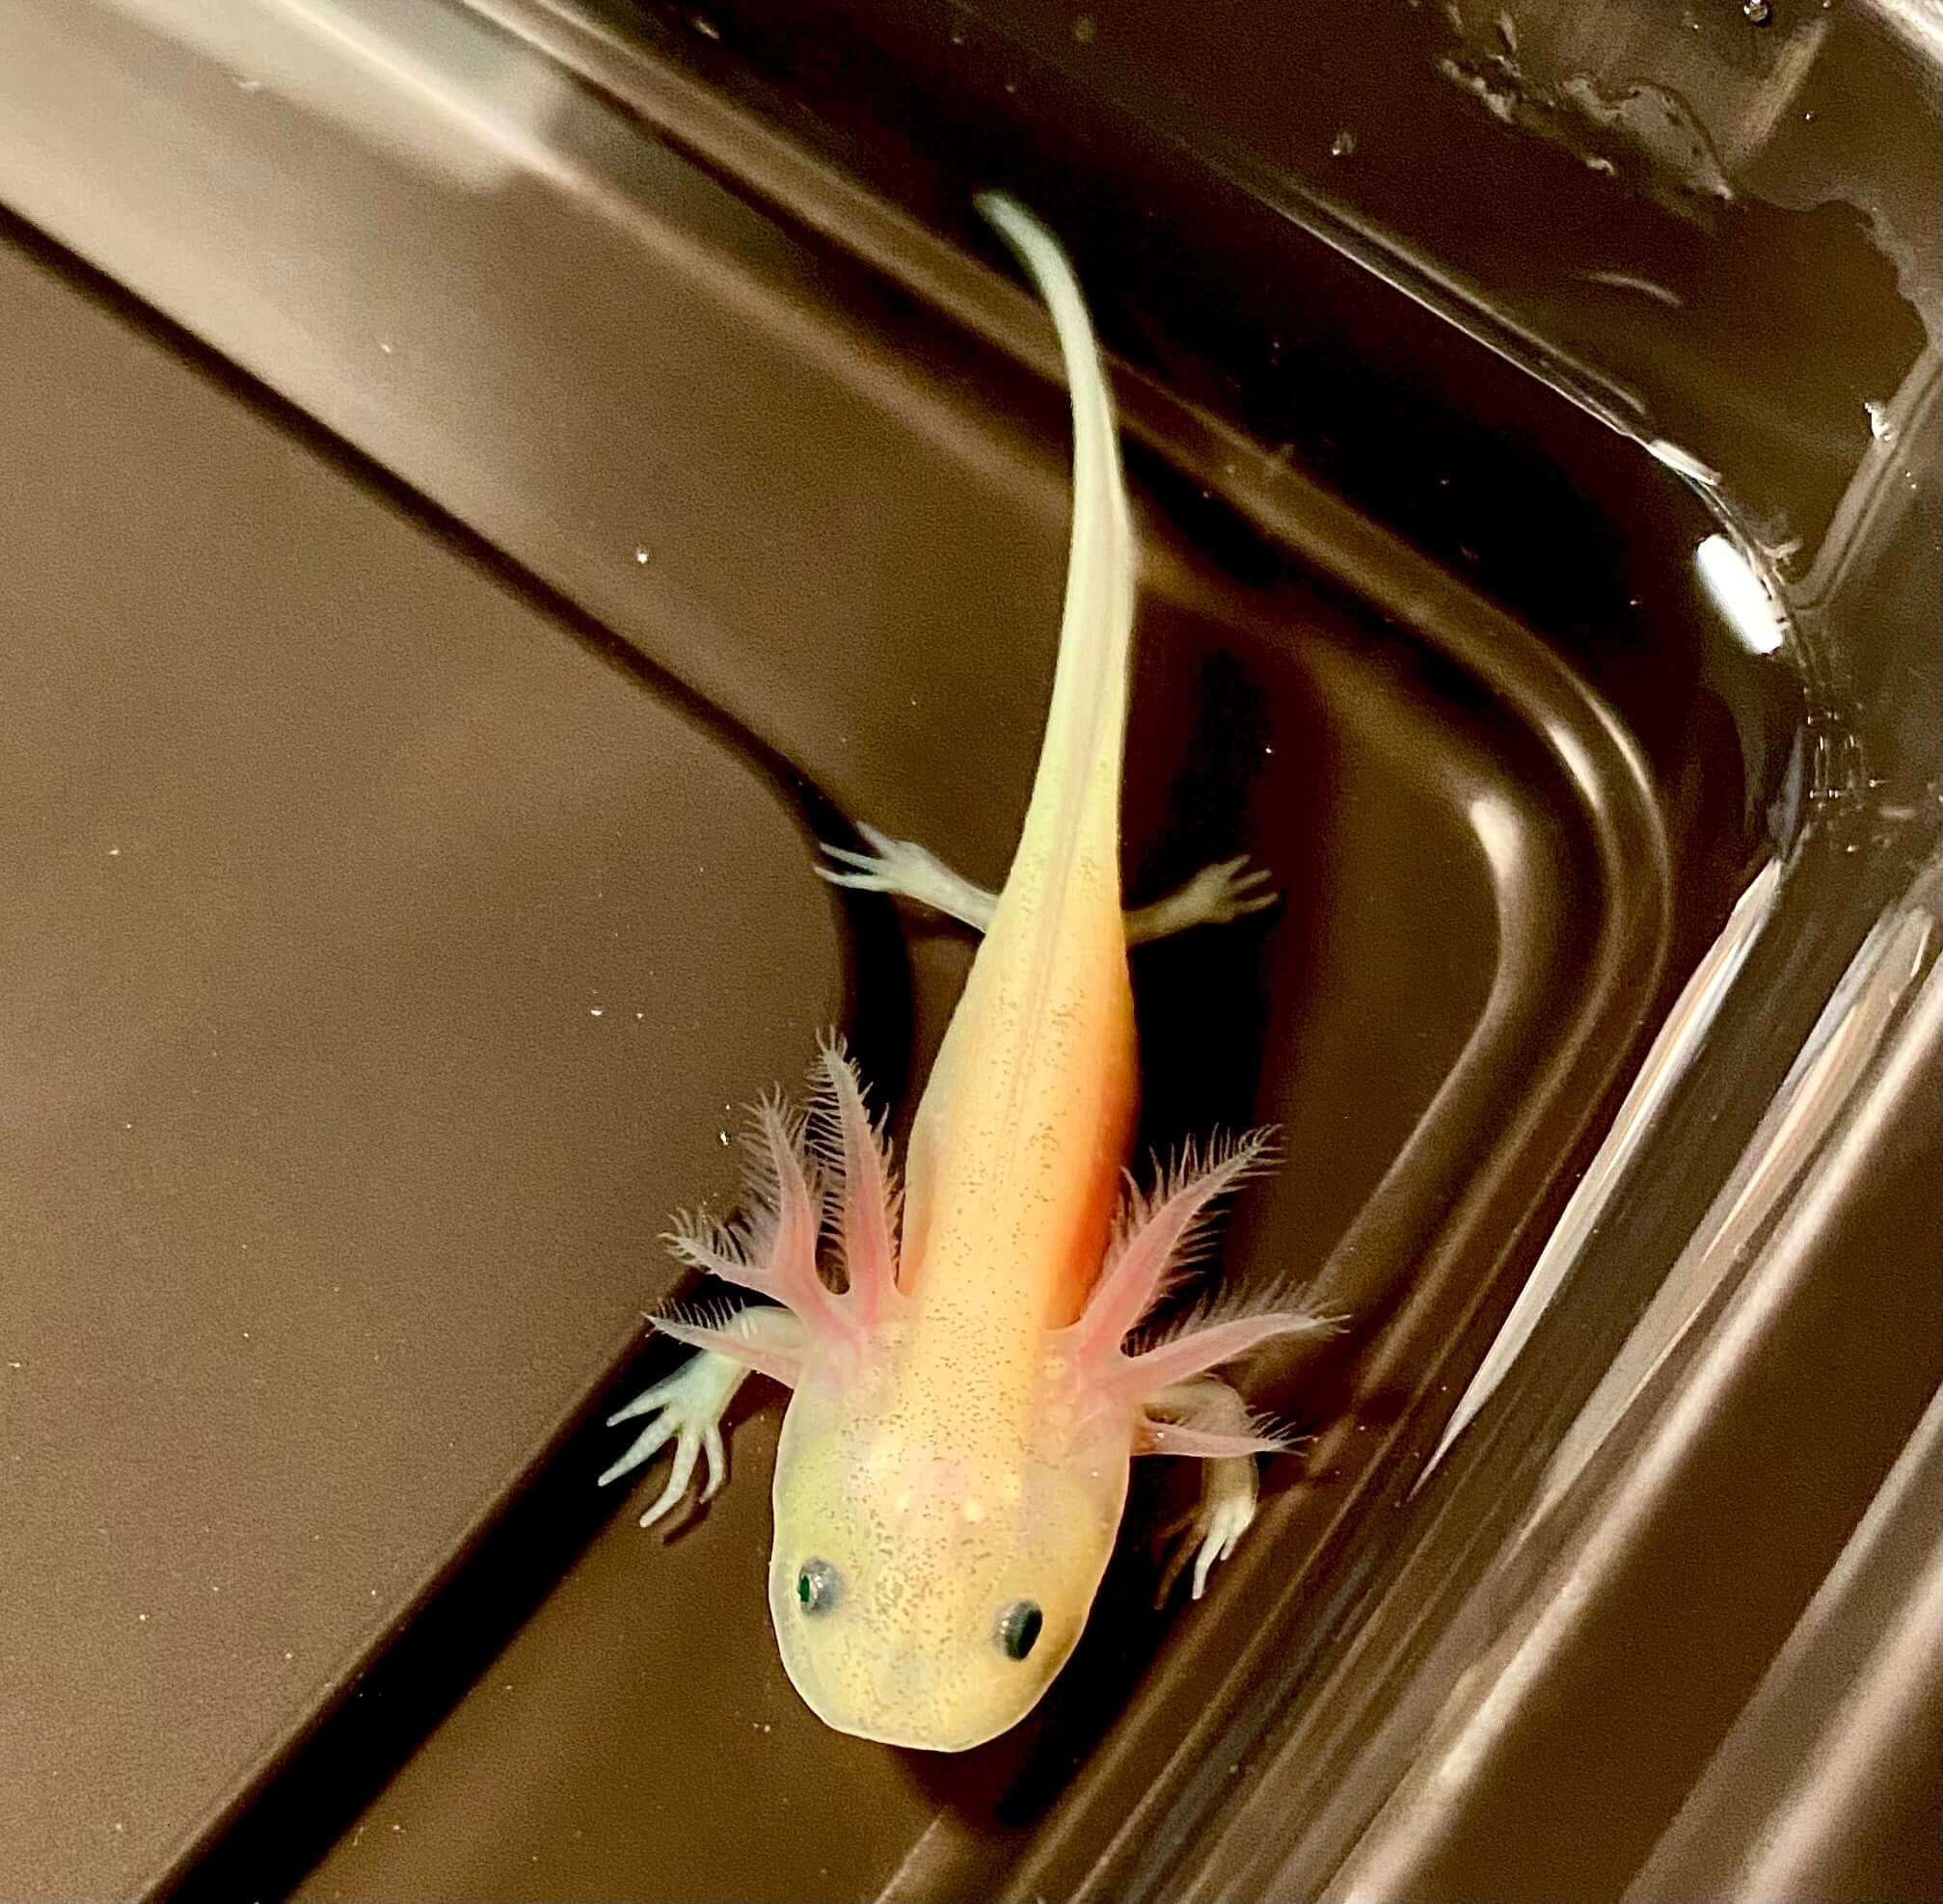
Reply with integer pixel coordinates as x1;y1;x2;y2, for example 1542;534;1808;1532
820;822;1275;945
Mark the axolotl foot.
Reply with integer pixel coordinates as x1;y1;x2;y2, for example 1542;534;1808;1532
819;823;995;929
601;1305;805;1527
599;1352;742;1528
1124;854;1277;946
1155;1451;1261;1605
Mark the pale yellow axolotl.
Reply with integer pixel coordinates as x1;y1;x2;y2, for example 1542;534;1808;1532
601;191;1331;1752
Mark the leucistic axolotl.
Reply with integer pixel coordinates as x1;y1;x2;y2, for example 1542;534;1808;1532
600;191;1331;1752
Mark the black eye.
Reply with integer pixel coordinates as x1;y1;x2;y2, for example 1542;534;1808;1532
996;1598;1042;1660
796;1557;841;1616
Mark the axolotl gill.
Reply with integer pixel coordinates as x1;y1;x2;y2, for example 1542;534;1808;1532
601;192;1331;1753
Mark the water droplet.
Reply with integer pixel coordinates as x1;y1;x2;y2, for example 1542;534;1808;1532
233;75;261;93
1072;13;1095;41
1330;128;1357;157
1865;398;1899;445
378;340;393;355
1743;0;1770;20
634;546;652;564
689;13;720;39
949;21;966;44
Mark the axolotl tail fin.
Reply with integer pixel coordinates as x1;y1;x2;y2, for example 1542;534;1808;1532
972;189;1136;916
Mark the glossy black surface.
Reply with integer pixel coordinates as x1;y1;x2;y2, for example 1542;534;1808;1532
0;1;1932;1898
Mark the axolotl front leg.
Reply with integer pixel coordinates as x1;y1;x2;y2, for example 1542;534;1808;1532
820;823;1276;946
599;1304;805;1526
1146;1375;1279;1602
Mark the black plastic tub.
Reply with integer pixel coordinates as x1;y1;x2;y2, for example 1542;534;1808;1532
0;2;1934;1898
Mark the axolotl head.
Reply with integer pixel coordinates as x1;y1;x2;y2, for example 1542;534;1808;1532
766;1339;1131;1752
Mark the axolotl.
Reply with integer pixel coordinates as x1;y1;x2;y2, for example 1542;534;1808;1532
601;192;1329;1752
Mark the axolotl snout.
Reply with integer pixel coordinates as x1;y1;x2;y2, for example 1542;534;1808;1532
762;1283;1135;1750
601;192;1330;1752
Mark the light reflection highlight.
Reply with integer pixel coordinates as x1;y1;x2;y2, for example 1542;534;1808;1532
1696;533;1787;656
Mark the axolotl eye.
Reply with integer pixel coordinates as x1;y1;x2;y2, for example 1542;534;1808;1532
995;1598;1042;1661
796;1557;842;1616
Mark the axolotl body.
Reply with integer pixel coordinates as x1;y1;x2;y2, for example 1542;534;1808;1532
601;192;1328;1752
